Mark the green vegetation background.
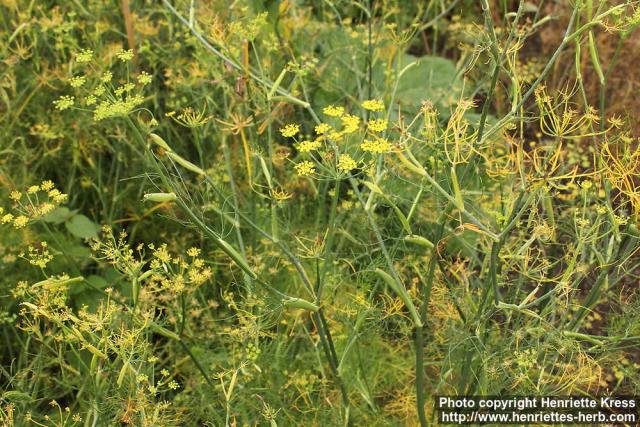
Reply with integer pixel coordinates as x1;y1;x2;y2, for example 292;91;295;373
1;0;640;425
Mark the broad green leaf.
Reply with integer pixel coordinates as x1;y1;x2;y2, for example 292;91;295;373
394;54;462;115
43;207;75;224
65;214;100;239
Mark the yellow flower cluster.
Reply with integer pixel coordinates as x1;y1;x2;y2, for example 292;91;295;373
69;75;86;88
337;154;357;172
100;71;112;83
315;123;331;134
75;49;93;63
116;48;134;62
297;139;322;153
323;105;345;117
280;123;300;137
53;95;75;111
290;100;394;179
147;243;213;292
361;99;384;111
91;228;213;295
167;107;211;128
55;51;153;122
1;181;67;229
294;160;315;176
26;242;54;268
360;138;392;154
341;114;360;134
368;118;388;132
93;95;145;121
137;71;152;85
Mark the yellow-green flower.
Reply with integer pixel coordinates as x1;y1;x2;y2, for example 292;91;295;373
116;49;134;62
280;123;300;137
362;99;384;111
323;105;345;117
187;247;201;257
138;71;152;85
315;123;331;134
75;49;93;63
337;154;357;172
341;114;360;133
360;138;392;154
101;71;112;83
69;75;86;88
328;131;344;141
53;95;74;111
368;118;388;132
297;139;322;153
13;215;29;229
295;160;315;176
85;95;97;106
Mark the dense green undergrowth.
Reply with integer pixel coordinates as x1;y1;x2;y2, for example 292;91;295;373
1;0;640;425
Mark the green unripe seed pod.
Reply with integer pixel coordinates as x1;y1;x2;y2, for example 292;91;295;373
283;297;319;312
167;152;206;175
143;192;177;202
404;234;435;250
149;133;173;152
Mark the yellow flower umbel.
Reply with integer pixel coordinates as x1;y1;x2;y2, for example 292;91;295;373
69;75;86;88
297;139;322;153
323;105;345;117
54;50;153;122
0;180;68;230
361;138;392;154
337;154;357;173
169;107;211;128
75;49;93;63
294;161;315;176
137;71;152;85
116;48;134;62
362;99;384;111
53;95;75;111
315;123;331;134
280;123;300;137
93;95;144;121
341;114;360;134
368;118;388;132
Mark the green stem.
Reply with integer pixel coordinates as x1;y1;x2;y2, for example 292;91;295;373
415;215;449;427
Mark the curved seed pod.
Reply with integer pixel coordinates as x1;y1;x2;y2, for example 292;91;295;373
137;270;154;282
147;321;181;341
148;133;173;152
396;151;427;176
269;95;310;108
90;353;99;372
216;238;257;279
84;344;107;360
267;68;287;100
374;268;423;328
117;361;131;387
404;234;435;250
283;297;319;312
258;156;272;187
166;151;206;175
33;276;84;291
143;192;177;202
